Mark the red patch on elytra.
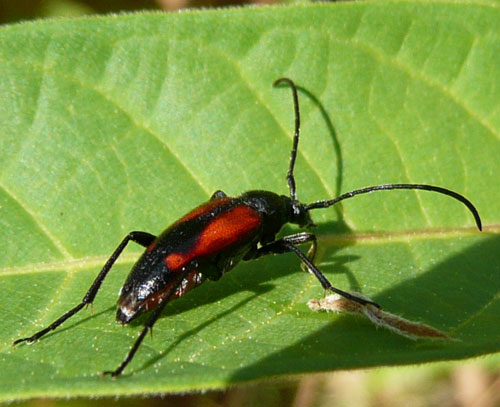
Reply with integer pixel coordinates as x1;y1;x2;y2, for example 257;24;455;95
164;253;185;270
196;205;261;255
164;205;262;271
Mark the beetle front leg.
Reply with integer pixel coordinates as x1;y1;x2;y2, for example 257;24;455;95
13;231;156;346
254;232;317;264
254;234;380;308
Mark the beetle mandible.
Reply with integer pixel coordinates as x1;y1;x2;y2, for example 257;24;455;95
14;78;482;376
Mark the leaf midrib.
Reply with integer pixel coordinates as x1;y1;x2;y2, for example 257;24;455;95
1;225;491;277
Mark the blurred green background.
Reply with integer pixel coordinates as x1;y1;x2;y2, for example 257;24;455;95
2;1;498;406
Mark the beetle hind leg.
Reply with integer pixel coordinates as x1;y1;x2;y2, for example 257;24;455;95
102;265;195;377
13;231;156;346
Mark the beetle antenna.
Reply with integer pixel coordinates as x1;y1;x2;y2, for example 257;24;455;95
274;77;300;201
305;183;482;231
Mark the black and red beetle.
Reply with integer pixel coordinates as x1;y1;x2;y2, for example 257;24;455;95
14;78;482;376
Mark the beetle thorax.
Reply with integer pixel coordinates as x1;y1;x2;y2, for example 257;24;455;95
240;190;313;235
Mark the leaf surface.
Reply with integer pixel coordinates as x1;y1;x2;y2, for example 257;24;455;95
1;1;499;400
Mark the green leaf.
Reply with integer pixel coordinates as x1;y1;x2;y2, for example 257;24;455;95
1;1;499;401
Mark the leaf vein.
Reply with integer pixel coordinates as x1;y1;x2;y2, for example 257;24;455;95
334;33;498;139
0;55;213;197
0;180;72;259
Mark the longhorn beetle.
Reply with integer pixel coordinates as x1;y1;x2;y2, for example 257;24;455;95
14;78;482;377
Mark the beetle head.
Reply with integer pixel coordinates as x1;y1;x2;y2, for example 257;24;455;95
289;200;315;228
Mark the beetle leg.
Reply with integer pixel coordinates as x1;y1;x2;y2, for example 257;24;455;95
254;234;380;308
204;253;240;281
254;232;316;262
243;244;259;260
102;266;194;377
13;231;156;346
202;261;224;281
253;232;316;272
